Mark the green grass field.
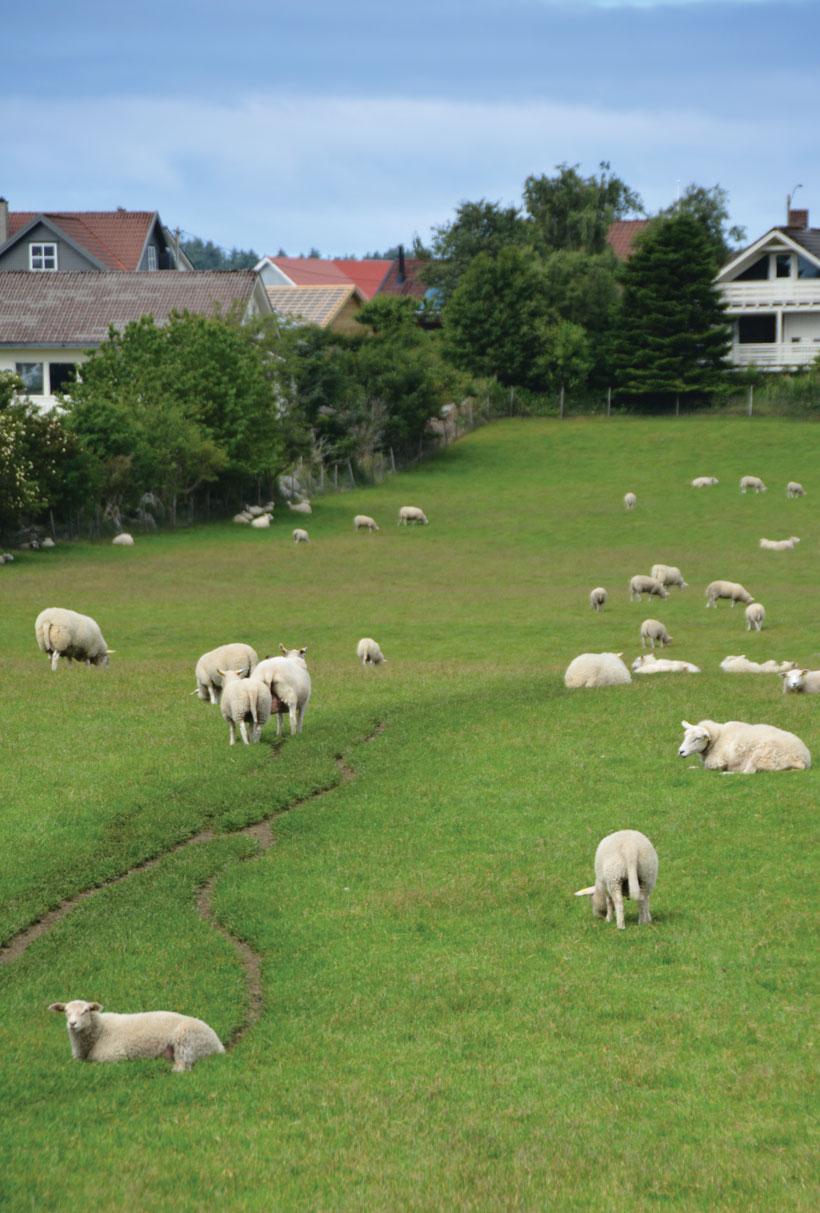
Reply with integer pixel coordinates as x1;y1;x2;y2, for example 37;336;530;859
1;417;817;1211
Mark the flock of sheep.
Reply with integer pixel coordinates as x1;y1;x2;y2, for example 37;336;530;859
229;499;430;545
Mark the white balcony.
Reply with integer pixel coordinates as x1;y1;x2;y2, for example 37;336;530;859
721;281;820;309
730;342;820;370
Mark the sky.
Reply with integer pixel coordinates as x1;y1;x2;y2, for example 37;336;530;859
3;0;819;257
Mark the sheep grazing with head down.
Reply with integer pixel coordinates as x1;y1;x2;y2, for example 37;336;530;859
623;491;637;511
629;575;668;603
691;476;719;487
575;830;658;930
398;506;428;526
640;618;672;651
292;528;310;544
678;719;810;773
219;669;272;745
353;514;380;532
589;587;607;612
786;481;805;498
48;1000;224;1071
564;652;631;688
745;602;766;632
35;608;113;672
357;637;386;666
705;580;753;609
650;564;688;590
740;475;767;494
781;668;820;694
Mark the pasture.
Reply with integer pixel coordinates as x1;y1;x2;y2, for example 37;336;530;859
0;416;816;1211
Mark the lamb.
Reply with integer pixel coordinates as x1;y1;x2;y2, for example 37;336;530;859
623;491;637;510
357;637;387;666
250;513;272;529
398;506;429;526
650;563;688;590
745;602;766;631
678;719;810;773
786;481;805;498
640;618;672;650
720;654;795;674
288;500;312;515
574;830;658;930
691;476;719;487
194;643;258;704
629;575;669;602
353;514;380;532
589;587;607;612
292;528;310;543
219;669;272;745
705;580;753;608
112;532;134;546
781;668;820;694
632;654;700;674
740;475;767;494
35;608;113;671
48;1000;224;1071
564;652;631;689
759;536;800;551
252;645;312;736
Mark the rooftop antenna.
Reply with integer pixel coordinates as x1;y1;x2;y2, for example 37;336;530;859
786;183;802;221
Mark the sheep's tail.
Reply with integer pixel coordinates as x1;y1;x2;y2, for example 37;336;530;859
43;622;53;652
627;859;641;902
249;685;259;728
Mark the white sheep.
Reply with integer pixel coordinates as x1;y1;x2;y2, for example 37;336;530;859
112;533;134;546
219;669;272;745
353;514;380;532
623;491;637;510
252;646;312;736
48;1000;224;1071
720;654;795;674
35;608;113;671
740;475;767;494
745;602;766;632
678;719;810;773
564;652;631;689
705;580;753;608
632;654;700;674
233;511;252;524
691;476;719;487
574;830;658;930
781;668;820;694
41;537;56;549
194;643;258;704
786;481;805;498
357;637;386;666
650;564;688;590
629;575;669;603
640;618;672;651
292;528;310;543
589;587;607;612
1;553;15;563
250;513;272;529
759;536;800;551
288;500;312;515
398;506;428;526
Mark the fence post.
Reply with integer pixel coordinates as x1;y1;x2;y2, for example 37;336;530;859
347;459;355;486
747;385;754;417
559;383;565;420
333;464;338;490
606;386;612;417
675;395;680;417
389;447;396;474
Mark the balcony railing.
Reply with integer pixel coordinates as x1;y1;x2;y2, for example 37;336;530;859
730;342;820;369
720;281;820;308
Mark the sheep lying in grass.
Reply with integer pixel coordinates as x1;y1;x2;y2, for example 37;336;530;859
250;513;272;529
194;643;258;704
292;528;310;544
678;719;810;773
49;1000;224;1071
740;475;767;494
759;536;800;551
1;553;14;563
640;618;672;651
219;669;272;745
233;511;252;524
589;587;607;612
745;602;766;631
564;652;631;688
632;654;700;674
357;637;386;666
705;580;753;608
112;533;134;546
35;608;113;671
623;491;637;510
629;575;669;603
720;655;795;674
353;514;380;532
575;830;658;930
252;646;312;736
691;476;719;487
786;481;805;498
650;563;688;590
398;506;428;526
288;499;312;515
781;668;820;694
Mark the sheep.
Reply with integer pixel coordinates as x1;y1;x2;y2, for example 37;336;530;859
252;646;311;736
357;637;387;666
678;719;810;773
41;537;56;549
623;491;637;510
398;506;428;526
720;655;795;674
35;608;113;672
292;528;310;544
112;533;134;546
194;643;258;704
640;618;672;651
650;563;688;590
786;481;805;498
48;1000;224;1071
745;602;766;632
574;830;658;930
1;553;14;563
353;514;380;532
232;511;251;524
589;587;607;612
629;575;669;603
705;580;753;608
759;536;800;551
250;513;272;529
288;500;312;515
781;668;820;694
564;652;631;689
246;505;266;518
632;654;700;674
691;476;719;487
740;475;767;494
219;669;272;745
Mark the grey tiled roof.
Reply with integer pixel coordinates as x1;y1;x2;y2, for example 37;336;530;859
785;227;820;261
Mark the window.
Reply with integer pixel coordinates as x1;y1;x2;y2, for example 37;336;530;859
29;242;57;271
776;254;792;278
797;255;820;279
15;362;45;393
737;315;776;344
735;255;769;281
146;245;158;271
49;362;77;395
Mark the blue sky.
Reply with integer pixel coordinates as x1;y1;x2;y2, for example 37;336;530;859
4;1;818;256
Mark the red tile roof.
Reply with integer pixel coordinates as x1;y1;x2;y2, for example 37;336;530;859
267;257;352;287
7;210;157;271
332;259;391;299
378;257;430;299
607;219;650;261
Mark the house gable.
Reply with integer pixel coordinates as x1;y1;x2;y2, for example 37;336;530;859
0;216;107;272
716;228;820;284
0;209;187;272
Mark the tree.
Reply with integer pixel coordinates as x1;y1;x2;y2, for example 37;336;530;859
524;162;643;255
535;321;593;399
426;200;528;301
655;183;746;272
180;237;259;270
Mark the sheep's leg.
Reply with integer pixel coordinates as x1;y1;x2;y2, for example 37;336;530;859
275;714;282;737
228;722;236;746
638;896;652;925
208;685;218;705
288;704;298;736
605;895;614;923
51;650;60;672
239;721;250;746
297;706;306;734
613;888;626;930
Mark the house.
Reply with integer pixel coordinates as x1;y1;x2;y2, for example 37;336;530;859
255;256;392;299
606;219;650;261
265;284;366;334
0;199;193;273
0;270;271;407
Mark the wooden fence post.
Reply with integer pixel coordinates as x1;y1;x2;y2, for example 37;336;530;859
747;385;754;417
559;383;565;420
606;386;612;417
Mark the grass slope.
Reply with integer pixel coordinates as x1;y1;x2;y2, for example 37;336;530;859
0;417;817;1211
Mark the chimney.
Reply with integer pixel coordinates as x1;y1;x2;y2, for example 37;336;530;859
397;243;406;284
0;198;8;245
787;208;809;229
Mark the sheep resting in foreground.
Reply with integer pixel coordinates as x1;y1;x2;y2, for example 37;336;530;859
194;643;258;704
112;533;134;546
650;563;688;590
720;655;794;674
292;528;310;543
781;668;820;694
629;575;669;602
678;719;810;773
49;1000;224;1071
353;514;380;532
575;830;658;930
357;637;387;666
219;669;272;745
564;652;631;688
640;618;672;651
759;536;800;551
786;481;805;498
35;608;113;671
252;646;312;736
632;654;700;674
745;602;766;631
705;580;753;608
623;491;637;510
740;475;767;494
589;587;607;612
691;476;719;487
398;506;429;525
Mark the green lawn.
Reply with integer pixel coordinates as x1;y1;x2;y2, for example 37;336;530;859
0;417;816;1211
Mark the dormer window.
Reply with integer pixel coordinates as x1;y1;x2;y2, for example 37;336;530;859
146;245;158;271
29;242;57;271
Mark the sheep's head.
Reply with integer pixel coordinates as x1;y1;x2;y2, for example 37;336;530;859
632;655;651;671
781;669;806;693
49;1000;102;1031
574;885;608;918
279;644;308;664
679;720;715;758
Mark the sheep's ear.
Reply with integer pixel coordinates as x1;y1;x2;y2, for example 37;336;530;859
778;671;788;679
681;720;693;729
217;669;227;678
574;887;595;897
615;652;623;658
299;646;308;657
279;644;287;654
48;1002;65;1013
88;1002;102;1012
106;648;116;655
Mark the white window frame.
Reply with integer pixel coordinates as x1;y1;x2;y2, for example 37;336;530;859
146;245;158;271
15;361;45;394
29;242;58;271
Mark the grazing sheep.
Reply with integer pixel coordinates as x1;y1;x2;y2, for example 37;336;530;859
357;637;387;666
589;587;608;612
745;602;766;632
398;506;429;526
252;646;312;736
678;719;810;773
629;575;669;603
759;536;800;551
650;564;688;590
219;669;272;745
250;513;272;529
194;643;258;704
288;500;312;515
691;476;719;487
292;528;310;543
112;533;134;546
48;1000;224;1071
623;491;637;510
740;475;767;494
574;830;658;930
564;652;631;689
632;654;700;674
640;619;672;651
781;668;820;694
720;654;795;674
35;608;113;672
353;514;380;532
786;481;805;498
705;580;753;608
